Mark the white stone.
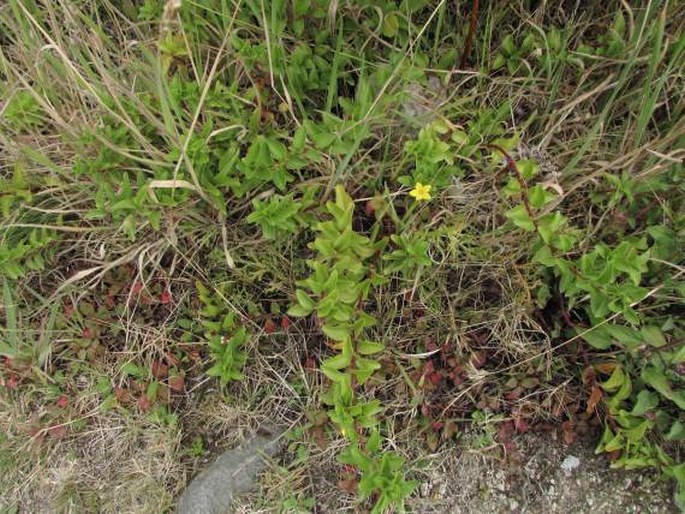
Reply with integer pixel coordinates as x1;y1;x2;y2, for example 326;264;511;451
560;455;581;473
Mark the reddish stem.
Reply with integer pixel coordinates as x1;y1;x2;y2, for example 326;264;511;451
485;143;539;231
459;0;480;69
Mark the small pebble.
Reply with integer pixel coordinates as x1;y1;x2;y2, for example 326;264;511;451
561;455;581;474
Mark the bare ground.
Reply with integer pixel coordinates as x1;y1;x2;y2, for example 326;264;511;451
410;432;676;514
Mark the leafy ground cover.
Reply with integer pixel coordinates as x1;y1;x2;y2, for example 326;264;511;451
0;0;683;512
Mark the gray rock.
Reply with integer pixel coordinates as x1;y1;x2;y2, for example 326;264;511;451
176;431;283;514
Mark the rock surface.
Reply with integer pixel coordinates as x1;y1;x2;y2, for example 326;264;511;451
176;431;282;514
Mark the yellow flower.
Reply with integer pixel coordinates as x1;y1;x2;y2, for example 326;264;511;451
409;182;432;201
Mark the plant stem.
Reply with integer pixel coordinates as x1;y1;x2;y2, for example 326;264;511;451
459;0;480;69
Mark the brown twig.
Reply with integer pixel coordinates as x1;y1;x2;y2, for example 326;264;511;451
459;0;480;69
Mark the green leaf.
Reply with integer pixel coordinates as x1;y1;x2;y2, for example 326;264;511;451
296;289;316;310
492;53;506;70
672;463;685;511
518;159;539;179
631;390;659;416
579;325;613;350
501;34;515;54
642;367;685;409
287;304;312;317
323;323;350;342
529;185;554;209
354;357;381;384
505;204;535;231
322;352;351;371
365;429;382;453
601;366;626;392
146;380;159;401
608;372;632;410
121;362;145;378
382;13;399;38
537;212;565;244
112;198;136;211
294;0;311;16
312;132;336;149
675;344;685;364
358;340;384;355
604;432;625;452
320;366;347;383
606;324;643;350
533;245;556;266
666;421;685;441
623;419;650;444
292;125;307;149
552;233;577;252
640;325;666;348
402;0;428;13
595;424;614;453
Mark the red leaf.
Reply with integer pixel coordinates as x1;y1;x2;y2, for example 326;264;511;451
562;428;577;445
5;375;18;390
49;425;67;440
514;418;529;433
114;387;134;405
151;360;169;380
280;316;291;331
104;294;116;309
582;366;596;384
338;478;359;494
503;440;517;455
310;425;328;448
138;395;152;413
341;464;357;475
160;289;172;304
506;387;523;401
304;357;317;370
595;362;617;375
443;419;458;439
432;421;444;431
165;352;180;367
364;200;375;217
56;395;69;408
451;373;465;387
429;371;442;386
497;421;515;443
168;375;185;393
470;352;487;369
264;318;276;334
606;449;621;462
441;340;453;354
586;385;603;414
131;281;143;294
